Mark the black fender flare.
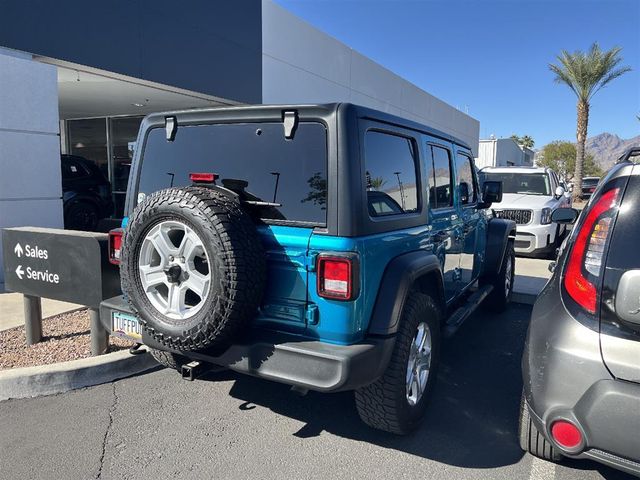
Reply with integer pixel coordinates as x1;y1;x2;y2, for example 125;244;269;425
481;218;516;278
368;251;444;336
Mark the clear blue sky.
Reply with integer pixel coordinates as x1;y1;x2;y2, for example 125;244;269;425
275;0;640;147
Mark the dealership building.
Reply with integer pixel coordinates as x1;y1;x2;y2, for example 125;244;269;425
0;0;479;286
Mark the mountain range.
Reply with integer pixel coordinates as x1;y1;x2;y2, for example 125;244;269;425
585;133;640;170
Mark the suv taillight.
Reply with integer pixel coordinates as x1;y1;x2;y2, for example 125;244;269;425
317;254;358;301
564;187;620;313
109;228;123;265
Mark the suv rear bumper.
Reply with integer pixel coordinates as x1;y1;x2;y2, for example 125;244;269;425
523;275;640;475
100;295;395;393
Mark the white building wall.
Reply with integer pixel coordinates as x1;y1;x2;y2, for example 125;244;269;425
495;139;526;166
0;48;62;286
476;138;531;168
261;0;480;155
476;140;497;168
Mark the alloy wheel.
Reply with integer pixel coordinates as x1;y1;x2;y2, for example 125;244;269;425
138;220;211;320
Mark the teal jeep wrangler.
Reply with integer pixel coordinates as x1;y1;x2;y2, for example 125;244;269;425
102;103;516;434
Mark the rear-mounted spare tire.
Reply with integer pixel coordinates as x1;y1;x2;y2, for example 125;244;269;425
120;186;266;351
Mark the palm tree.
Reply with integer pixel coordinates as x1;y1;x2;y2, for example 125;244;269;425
549;43;631;198
521;135;535;149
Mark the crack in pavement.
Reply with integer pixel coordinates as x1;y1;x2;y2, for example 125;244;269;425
96;382;118;480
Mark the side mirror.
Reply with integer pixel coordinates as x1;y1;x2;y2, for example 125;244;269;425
459;182;470;204
551;207;579;224
481;181;502;205
555;186;565;199
478;181;502;209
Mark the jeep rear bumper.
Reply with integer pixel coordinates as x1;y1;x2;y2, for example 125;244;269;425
100;295;395;393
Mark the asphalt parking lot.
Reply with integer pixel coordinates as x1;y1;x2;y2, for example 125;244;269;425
0;303;633;480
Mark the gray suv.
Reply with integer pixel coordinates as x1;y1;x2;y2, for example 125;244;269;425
519;147;640;476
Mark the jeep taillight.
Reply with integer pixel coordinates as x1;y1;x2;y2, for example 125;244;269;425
563;187;620;313
109;228;123;265
317;254;358;301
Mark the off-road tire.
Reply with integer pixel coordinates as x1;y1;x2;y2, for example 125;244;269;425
149;348;188;371
519;392;563;462
481;240;515;312
355;292;441;435
121;186;266;352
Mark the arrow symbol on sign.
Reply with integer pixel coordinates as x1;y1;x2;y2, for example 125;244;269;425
14;243;23;257
15;265;24;280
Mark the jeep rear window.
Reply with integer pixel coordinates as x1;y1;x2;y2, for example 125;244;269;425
136;122;328;226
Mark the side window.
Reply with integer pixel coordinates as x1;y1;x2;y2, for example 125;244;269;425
430;145;453;209
455;152;477;205
365;130;419;217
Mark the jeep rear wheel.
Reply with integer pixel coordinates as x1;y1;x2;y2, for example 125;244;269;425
120;187;266;351
355;292;441;435
481;240;515;312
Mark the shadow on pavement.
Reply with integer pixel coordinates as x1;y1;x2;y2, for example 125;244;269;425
207;304;533;469
190;302;632;477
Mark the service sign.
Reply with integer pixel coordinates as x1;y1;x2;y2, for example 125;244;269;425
2;227;121;308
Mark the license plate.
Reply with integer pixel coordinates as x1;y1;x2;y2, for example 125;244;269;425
111;311;142;340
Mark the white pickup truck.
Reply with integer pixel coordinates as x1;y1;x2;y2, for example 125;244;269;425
479;166;571;257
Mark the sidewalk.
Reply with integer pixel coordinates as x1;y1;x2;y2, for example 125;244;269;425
513;256;552;304
0;293;82;332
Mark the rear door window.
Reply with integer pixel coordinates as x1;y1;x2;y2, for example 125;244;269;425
429;145;454;209
364;130;419;217
137;122;328;225
455;152;477;205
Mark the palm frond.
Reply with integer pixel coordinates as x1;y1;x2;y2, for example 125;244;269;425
549;42;631;102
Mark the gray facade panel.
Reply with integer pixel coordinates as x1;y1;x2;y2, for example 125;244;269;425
0;0;262;103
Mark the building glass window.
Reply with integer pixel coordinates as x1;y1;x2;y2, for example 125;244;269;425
67;118;108;178
110;116;143;216
66;116;143;218
365;131;419;217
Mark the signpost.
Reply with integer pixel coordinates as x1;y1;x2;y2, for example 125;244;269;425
2;227;122;355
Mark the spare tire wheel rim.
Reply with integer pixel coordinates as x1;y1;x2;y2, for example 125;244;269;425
138;220;211;320
406;322;432;406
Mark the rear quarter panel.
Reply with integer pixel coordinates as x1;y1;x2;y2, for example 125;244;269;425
307;225;434;344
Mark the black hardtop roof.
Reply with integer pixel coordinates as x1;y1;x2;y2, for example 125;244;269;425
141;103;472;152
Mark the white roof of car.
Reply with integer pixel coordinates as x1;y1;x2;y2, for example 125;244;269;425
481;166;549;174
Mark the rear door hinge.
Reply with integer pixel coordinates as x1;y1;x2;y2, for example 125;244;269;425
305;251;318;272
305;304;319;325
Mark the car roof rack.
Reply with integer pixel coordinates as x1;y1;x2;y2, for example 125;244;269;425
616;146;640;165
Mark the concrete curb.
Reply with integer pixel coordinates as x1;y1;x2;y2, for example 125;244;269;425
0;347;158;402
512;291;537;306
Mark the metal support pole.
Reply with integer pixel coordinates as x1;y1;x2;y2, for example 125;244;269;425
89;308;109;356
23;294;43;346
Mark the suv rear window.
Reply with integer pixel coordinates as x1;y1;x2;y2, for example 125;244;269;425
137;122;328;225
481;172;551;196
